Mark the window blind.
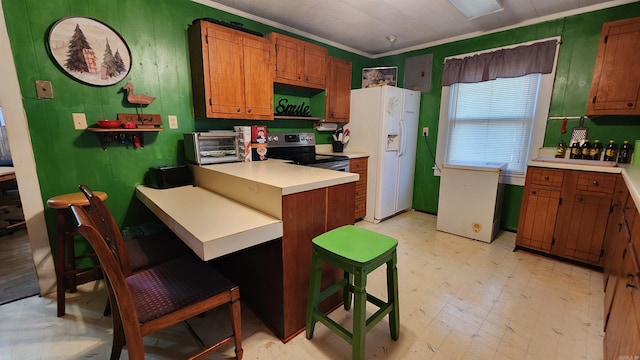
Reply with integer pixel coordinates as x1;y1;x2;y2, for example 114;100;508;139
445;73;541;175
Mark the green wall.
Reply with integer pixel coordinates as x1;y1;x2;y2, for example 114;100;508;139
1;0;367;245
4;0;640;243
362;3;640;230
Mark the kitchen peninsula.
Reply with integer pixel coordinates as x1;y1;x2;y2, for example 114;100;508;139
136;160;358;342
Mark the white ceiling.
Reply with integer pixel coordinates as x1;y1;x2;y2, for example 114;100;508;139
193;0;638;58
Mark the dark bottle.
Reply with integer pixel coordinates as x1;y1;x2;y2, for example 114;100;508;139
555;140;567;158
580;139;591;159
570;141;581;159
590;139;603;160
603;140;617;161
618;140;633;164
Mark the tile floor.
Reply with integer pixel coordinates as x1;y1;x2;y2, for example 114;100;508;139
0;211;604;359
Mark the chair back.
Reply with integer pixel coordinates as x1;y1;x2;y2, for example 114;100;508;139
78;184;134;276
69;205;145;348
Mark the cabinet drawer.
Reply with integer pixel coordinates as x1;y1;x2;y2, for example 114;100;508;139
350;158;367;172
528;168;564;187
355;184;366;199
576;173;616;194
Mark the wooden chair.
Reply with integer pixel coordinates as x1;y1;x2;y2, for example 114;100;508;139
70;204;243;360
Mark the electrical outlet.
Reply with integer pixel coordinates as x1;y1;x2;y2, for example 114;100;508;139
422;127;429;137
168;115;178;129
72;113;87;130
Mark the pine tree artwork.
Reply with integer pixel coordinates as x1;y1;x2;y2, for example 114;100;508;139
48;17;131;86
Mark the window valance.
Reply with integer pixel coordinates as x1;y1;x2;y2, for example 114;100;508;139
442;39;558;86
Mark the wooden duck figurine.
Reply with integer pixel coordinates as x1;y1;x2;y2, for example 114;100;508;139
122;83;156;105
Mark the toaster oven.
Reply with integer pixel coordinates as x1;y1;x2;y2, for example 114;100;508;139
184;131;242;165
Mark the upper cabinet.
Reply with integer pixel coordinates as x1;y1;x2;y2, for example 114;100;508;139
267;33;328;90
188;20;273;120
325;57;352;123
586;16;640;116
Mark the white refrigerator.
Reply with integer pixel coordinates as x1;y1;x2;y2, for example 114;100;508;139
347;86;421;223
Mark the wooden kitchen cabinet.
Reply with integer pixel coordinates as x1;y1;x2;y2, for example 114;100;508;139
188;20;273;120
211;182;355;342
586;16;640;116
267;32;328;89
325;56;352;123
350;157;368;221
516;167;619;267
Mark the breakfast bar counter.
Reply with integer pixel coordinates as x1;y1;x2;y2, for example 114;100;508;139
136;160;358;342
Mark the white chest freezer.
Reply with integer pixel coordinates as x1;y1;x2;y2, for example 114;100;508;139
436;161;507;243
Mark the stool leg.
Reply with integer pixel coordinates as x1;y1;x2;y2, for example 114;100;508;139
343;271;352;310
306;251;323;339
55;210;66;317
352;267;367;360
387;252;399;340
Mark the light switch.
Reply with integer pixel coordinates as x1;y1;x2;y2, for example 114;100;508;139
35;80;54;99
72;113;87;130
168;115;178;129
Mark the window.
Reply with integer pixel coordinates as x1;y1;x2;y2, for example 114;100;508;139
435;37;560;186
445;74;541;175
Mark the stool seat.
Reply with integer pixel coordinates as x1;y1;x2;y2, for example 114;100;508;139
312;225;397;264
47;191;108;209
49;191;108;317
306;225;399;360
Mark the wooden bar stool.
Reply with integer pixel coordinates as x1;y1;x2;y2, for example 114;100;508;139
47;191;108;317
305;225;399;360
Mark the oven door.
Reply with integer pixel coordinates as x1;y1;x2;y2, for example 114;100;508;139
304;160;350;172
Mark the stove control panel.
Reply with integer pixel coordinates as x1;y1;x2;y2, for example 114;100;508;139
267;132;316;147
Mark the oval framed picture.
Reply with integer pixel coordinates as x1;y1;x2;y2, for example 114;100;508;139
48;17;131;86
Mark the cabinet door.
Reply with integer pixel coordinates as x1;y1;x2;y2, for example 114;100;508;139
350;157;368;221
205;25;246;117
563;193;612;264
242;36;273;119
326;57;352;123
303;44;327;88
273;35;303;83
587;16;640;115
517;187;561;252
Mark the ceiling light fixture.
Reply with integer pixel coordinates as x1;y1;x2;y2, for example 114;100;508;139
448;0;504;20
386;35;397;44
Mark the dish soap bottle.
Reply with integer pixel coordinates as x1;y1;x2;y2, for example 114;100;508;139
580;139;591;160
570;141;581;159
555;140;567;158
603;140;617;161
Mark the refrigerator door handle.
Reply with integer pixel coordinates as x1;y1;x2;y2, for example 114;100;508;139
398;121;406;156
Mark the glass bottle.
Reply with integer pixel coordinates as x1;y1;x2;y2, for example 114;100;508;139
618;140;633;164
580;139;591;159
603;140;617;162
590;140;603;160
555;140;567;158
570;141;581;159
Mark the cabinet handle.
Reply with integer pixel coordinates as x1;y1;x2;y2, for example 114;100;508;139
237;108;241;112
531;190;537;195
247;108;252;113
577;195;584;202
544;176;550;181
628;102;634;107
627;274;637;288
592;180;599;187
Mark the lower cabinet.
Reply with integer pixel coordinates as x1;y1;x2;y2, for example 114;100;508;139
516;167;618;267
350;157;368;221
210;182;355;342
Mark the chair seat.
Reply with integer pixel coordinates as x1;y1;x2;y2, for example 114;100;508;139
128;255;235;324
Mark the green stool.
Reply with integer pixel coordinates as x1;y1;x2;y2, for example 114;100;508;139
305;225;399;360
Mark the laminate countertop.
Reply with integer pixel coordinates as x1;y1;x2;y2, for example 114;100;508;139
136;160;359;261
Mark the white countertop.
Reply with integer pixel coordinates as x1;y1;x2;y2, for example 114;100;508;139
137;160;359;261
315;144;369;159
136;185;283;261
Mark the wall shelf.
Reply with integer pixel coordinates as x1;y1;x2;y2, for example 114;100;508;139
274;115;322;121
86;127;164;150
